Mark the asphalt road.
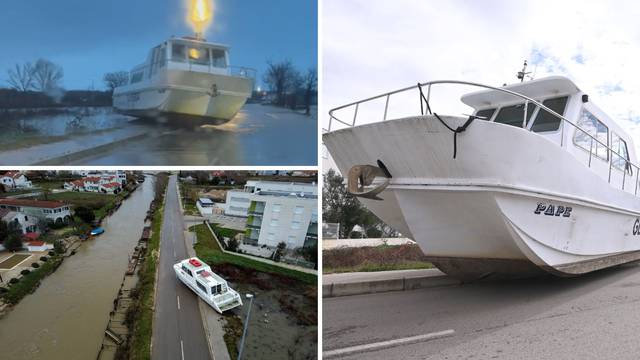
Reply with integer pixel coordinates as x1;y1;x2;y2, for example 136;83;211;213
324;263;640;359
63;104;317;165
152;175;210;360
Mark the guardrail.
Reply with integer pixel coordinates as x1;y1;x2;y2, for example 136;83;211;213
326;80;640;194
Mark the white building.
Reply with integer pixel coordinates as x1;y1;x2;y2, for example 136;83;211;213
0;199;71;225
1;171;33;190
225;181;318;249
197;198;216;215
64;174;123;193
0;208;38;234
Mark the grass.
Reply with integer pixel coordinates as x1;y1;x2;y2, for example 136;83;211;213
0;254;31;269
323;244;434;274
129;202;163;360
2;255;63;304
190;223;316;285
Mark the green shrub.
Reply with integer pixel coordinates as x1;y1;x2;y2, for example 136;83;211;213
0;287;7;294
32;263;40;268
20;269;31;275
48;251;55;256
40;256;48;262
9;278;19;285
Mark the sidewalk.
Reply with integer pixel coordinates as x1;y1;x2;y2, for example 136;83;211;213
323;269;460;298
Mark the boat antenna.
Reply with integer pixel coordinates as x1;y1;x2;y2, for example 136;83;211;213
516;60;532;82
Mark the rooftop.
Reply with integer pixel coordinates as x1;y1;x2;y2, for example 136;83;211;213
0;198;67;209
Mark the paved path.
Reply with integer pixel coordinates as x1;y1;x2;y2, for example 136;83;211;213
152;175;210;360
324;263;640;359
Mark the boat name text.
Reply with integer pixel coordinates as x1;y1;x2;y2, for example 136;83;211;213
534;203;572;217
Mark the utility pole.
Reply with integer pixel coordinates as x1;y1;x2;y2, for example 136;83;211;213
237;293;255;360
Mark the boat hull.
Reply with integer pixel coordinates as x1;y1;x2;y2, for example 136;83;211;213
323;115;640;279
114;69;253;124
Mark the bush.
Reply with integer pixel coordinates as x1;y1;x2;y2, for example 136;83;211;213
75;206;96;223
20;269;31;275
32;262;40;268
0;287;7;294
53;239;66;254
48;251;55;256
40;256;48;262
9;278;19;285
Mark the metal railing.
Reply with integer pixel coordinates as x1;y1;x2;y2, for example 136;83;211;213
326;80;639;194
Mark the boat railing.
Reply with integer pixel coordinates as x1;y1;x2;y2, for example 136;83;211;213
325;80;640;195
131;58;256;80
229;66;257;80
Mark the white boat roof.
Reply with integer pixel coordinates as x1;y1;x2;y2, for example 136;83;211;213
168;36;230;50
461;76;582;108
181;258;226;285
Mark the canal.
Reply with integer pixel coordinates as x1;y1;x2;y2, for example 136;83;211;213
0;176;155;360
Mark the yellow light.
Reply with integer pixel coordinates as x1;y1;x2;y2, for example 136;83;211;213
189;48;200;59
188;0;213;37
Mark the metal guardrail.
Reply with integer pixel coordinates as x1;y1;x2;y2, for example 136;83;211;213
326;80;639;194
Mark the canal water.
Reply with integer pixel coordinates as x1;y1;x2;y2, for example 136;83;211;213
0;176;155;360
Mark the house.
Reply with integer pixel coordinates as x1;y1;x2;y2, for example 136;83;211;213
196;198;217;215
0;208;38;233
100;182;122;194
225;181;318;249
1;171;33;190
25;239;52;252
63;173;124;193
0;199;71;225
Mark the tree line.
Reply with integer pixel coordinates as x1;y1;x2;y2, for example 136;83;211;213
263;60;317;115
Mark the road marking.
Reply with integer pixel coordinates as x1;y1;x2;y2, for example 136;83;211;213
180;340;185;360
177;295;180;310
323;329;455;358
174;248;176;257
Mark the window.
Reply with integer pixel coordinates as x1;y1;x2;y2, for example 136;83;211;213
531;96;568;132
211;49;227;67
211;284;222;295
612;133;632;174
287;235;297;248
574;109;608;160
272;204;282;212
475;108;496;121
493;102;536;128
270;219;279;227
291;221;301;230
172;43;186;62
187;46;210;65
182;265;193;277
196;281;207;293
130;72;144;84
267;233;276;242
294;206;304;214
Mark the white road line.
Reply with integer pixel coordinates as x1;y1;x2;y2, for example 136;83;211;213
177;296;180;310
181;339;185;360
174;248;176;257
323;329;455;359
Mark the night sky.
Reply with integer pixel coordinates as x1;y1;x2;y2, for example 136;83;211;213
0;0;317;90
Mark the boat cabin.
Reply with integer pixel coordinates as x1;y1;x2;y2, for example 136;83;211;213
128;37;231;86
462;76;636;189
180;258;230;297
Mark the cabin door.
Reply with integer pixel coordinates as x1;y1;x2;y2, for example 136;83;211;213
149;45;165;78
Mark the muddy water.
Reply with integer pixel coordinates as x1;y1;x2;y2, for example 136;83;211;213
0;176;155;360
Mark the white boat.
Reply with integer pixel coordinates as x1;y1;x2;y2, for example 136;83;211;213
174;257;242;313
323;74;640;280
113;36;255;124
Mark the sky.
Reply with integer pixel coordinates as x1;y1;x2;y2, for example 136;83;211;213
0;0;317;90
322;0;640;170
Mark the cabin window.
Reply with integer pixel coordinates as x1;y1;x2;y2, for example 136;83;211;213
475;108;495;121
196;281;207;293
130;72;144;84
188;46;211;65
493;102;536;128
211;49;227;68
574;109;608;160
531;96;568;132
612;133;632;174
172;44;186;62
182;265;193;276
211;284;222;295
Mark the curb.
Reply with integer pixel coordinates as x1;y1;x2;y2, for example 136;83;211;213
34;132;147;165
323;271;460;298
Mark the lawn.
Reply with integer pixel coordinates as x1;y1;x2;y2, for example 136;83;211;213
190;223;316;285
0;254;31;270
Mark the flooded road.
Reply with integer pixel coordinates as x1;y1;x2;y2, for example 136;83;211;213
0;104;317;165
0;177;155;360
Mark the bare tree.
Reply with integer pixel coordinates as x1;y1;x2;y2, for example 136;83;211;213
302;68;317;115
32;58;64;92
263;60;297;107
7;62;35;92
103;71;129;93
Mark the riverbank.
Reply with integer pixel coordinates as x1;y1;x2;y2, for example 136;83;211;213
128;173;168;360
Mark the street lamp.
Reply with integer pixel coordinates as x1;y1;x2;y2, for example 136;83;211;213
237;293;254;360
